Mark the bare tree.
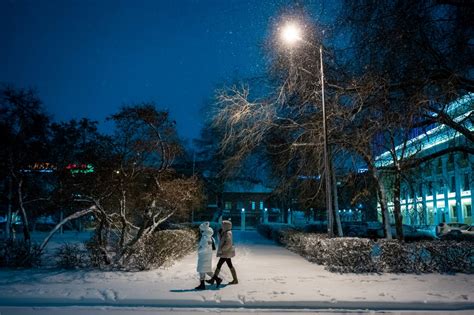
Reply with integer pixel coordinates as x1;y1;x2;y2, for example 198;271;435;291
74;104;202;268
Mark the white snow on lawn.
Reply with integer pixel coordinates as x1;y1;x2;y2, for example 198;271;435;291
1;307;474;315
0;231;472;311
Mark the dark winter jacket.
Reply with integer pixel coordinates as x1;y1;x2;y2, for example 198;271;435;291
217;220;235;258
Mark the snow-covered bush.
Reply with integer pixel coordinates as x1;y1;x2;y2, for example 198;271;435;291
257;223;297;245
375;240;420;273
0;240;42;268
413;241;472;273
285;232;376;272
55;243;87;269
373;240;474;273
267;230;473;274
85;228;198;271
325;238;376;273
126;229;198;271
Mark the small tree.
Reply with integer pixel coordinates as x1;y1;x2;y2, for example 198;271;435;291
73;104;201;268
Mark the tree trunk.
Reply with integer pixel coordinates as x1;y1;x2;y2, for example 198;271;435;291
393;171;404;240
331;160;343;237
17;178;31;245
96;213;111;265
367;161;392;239
6;176;12;239
39;206;96;252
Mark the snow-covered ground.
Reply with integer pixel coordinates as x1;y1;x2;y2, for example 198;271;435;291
1;307;474;315
0;231;472;313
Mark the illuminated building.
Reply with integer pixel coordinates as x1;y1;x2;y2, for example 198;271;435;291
375;94;473;225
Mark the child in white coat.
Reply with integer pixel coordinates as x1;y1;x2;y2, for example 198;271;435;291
195;222;215;290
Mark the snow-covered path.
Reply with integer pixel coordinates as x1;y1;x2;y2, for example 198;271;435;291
0;231;472;311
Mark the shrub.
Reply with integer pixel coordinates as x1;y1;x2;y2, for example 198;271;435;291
284;232;376;272
257;223;297;245
56;243;87;269
0;239;42;268
85;236;108;268
262;228;473;274
121;228;198;271
325;238;376;273
421;241;473;273
375;240;418;273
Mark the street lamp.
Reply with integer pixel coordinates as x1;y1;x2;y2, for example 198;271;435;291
280;22;334;237
280;22;302;45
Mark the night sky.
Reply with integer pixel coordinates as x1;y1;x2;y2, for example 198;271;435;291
0;0;333;144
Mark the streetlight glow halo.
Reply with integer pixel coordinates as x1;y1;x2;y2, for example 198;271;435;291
281;22;302;45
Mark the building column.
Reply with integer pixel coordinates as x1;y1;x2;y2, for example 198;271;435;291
430;161;439;225
433;191;439;225
421;184;428;225
442;156;450;223
241;208;246;231
405;190;410;225
413;188;419;225
454;153;464;223
470;154;474;224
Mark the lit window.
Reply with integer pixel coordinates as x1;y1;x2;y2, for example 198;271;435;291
463;174;470;191
466;205;472;217
452;205;458;218
251;201;256;210
260;201;264;210
225;202;232;210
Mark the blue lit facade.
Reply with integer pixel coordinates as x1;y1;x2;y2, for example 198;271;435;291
375;94;473;225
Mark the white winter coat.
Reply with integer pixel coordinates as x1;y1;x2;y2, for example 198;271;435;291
197;222;214;273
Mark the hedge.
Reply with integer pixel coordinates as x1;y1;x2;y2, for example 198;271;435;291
257;224;474;274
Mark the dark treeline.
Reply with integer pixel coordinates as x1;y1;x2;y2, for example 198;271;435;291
0;86;202;268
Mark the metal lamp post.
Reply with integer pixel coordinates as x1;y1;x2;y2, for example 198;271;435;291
280;22;334;236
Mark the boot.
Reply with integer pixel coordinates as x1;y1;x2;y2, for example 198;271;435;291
206;268;222;287
228;267;238;285
195;280;205;290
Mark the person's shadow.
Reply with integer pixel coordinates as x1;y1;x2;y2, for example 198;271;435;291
170;284;228;293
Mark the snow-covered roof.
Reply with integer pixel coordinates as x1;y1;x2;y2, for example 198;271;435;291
223;181;273;194
375;93;473;167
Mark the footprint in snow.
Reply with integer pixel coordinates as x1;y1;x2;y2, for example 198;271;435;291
458;295;468;300
99;289;118;301
238;294;246;304
427;293;449;299
214;294;221;303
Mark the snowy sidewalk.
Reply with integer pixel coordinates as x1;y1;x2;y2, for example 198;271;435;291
0;231;472;311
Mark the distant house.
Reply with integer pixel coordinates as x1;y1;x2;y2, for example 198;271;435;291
195;178;279;228
220;180;276;228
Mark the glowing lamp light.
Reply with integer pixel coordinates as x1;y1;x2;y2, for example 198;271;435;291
264;208;268;212
281;22;302;45
241;208;245;212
